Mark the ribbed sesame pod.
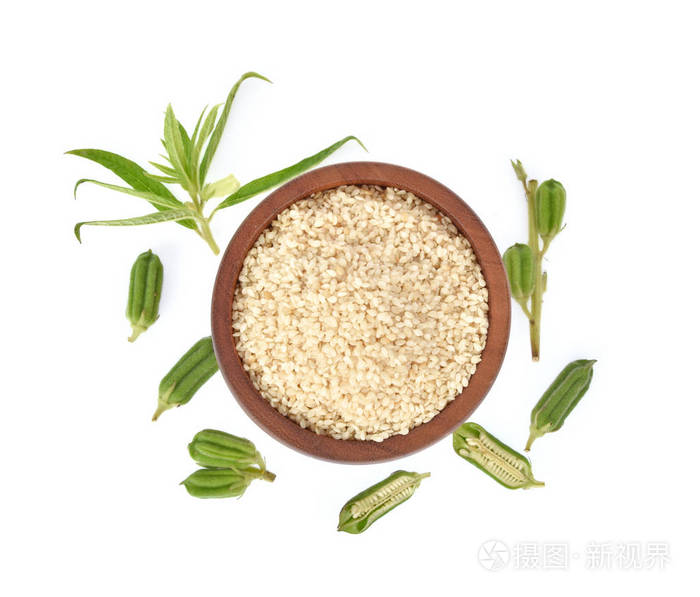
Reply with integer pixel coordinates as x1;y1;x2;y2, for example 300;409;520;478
126;249;163;342
503;243;535;300
181;468;253;499
188;429;265;470
181;466;275;499
526;359;596;450
337;470;430;534
152;337;219;421
453;423;544;489
535;179;566;242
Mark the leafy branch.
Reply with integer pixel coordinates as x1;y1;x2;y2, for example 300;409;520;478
69;72;366;254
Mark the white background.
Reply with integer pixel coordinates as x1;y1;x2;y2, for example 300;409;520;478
2;1;697;594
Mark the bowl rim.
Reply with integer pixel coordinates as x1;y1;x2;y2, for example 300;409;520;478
211;161;510;463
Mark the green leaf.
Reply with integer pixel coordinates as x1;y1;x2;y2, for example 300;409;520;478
66;149;196;230
177;120;194;175
202;174;240;201
74;208;196;242
178;122;192;155
213;136;366;213
74;179;182;209
191;106;208;145
195;105;220;157
66;149;179;203
199;72;272;183
178;121;191;145
511;159;528;184
144;173;180;184
189;106;209;174
163;105;191;186
149;161;179;177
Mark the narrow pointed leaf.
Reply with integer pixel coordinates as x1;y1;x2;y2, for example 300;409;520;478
163;105;191;185
149;161;179;177
161;108;181;171
191;106;208;145
74;178;182;209
213;136;366;213
190;106;209;172
199;72;272;182
66;149;196;229
67;149;179;203
195;104;220;157
177;120;194;173
178;121;191;146
74;208;196;242
144;173;181;184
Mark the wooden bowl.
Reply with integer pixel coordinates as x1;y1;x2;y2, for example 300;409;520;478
211;162;510;463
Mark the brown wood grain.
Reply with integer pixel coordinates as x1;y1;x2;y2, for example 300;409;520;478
211;162;510;463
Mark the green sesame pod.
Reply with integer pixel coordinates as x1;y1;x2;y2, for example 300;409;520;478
535;179;566;242
337;470;430;534
526;359;596;450
126;249;163;342
181;466;275;499
503;243;535;301
188;429;266;470
181;468;253;499
152;337;219;421
453;422;543;490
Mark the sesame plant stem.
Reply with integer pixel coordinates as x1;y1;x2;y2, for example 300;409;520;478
526;179;539;252
524;179;541;361
128;325;146;343
197;216;220;255
509;160;566;361
530;250;543;361
239;467;276;483
530;238;552;361
260;470;277;482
